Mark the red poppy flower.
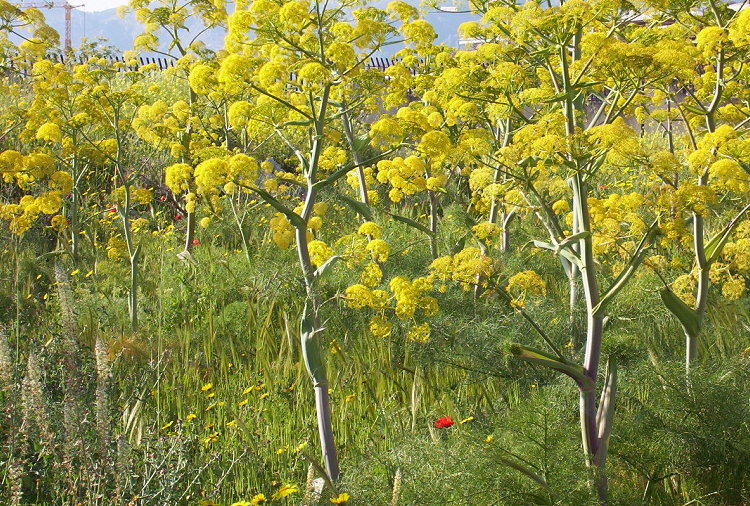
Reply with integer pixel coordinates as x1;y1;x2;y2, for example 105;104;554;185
435;416;455;428
192;239;200;246
160;195;167;202
108;206;117;213
175;213;183;220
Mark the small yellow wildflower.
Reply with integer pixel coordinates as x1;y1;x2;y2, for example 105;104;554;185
250;493;267;504
271;484;299;500
201;383;213;392
330;492;350;504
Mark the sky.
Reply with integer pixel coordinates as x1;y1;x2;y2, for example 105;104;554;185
77;0;126;12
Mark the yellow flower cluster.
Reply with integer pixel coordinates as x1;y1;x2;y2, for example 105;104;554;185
36;122;62;143
369;315;392;338
390;276;437;319
360;262;383;287
308;240;333;268
193;154;259;194
189;64;218;95
696;26;728;57
709;159;749;193
344;284;384;309
228;101;253;130
357;221;381;238
587;117;642;166
369;116;404;150
723;221;750;276
376;156;429;202
318;146;348;173
367;239;390;262
50;171;73;194
345;273;436;341
107;236;128;261
418;130;453;164
325;41;357;73
270;212;295;249
721;277;746;301
405;322;431;343
506;270;547;308
672;273;697;307
166;163;194;194
430;247;497;292
345;166;378;203
133;187;154;205
472;222;500;245
587;193;646;256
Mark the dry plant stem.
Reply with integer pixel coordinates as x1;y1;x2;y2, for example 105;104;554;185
95;338;111;457
1;327;23;506
390;467;402;506
55;265;85;489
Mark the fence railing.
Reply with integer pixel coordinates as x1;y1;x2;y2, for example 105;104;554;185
3;53;404;79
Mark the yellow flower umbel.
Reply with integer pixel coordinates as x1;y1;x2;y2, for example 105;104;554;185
406;322;430;343
429;248;497;292
506;270;547;308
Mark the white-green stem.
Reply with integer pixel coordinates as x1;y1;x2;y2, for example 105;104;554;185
294;84;340;481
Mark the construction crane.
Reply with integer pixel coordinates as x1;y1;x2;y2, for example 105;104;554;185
18;2;84;51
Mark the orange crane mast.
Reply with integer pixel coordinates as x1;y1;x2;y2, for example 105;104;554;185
18;1;84;51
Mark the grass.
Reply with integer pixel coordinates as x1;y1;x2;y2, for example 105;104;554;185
2;216;748;505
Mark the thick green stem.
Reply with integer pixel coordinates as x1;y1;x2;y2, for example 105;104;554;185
687;266;709;369
296;223;340;481
230;197;252;263
120;184;140;332
560;44;576;136
571;174;609;501
183;211;196;252
70;156;80;261
295;84;340;481
683;48;723;369
341;107;370;208
129;246;140;331
579;315;603;460
501;210;515;253
429;192;439;260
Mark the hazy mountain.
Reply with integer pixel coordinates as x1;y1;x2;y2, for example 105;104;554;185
36;3;477;55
